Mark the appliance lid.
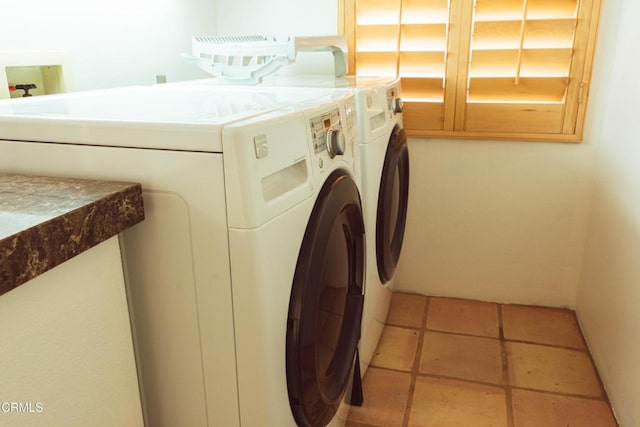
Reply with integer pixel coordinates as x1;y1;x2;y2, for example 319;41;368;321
185;35;348;84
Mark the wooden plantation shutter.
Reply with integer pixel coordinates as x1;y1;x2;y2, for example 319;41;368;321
460;0;594;135
342;0;601;141
350;0;455;132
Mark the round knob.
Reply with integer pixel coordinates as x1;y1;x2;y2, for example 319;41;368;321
393;97;404;114
326;128;346;158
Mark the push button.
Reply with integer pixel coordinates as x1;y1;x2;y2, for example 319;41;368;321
253;134;269;159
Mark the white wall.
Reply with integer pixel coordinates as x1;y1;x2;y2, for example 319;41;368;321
395;138;594;307
575;0;640;425
0;0;216;91
216;0;337;36
215;0;340;75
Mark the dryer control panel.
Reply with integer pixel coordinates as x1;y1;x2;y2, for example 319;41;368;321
310;108;341;155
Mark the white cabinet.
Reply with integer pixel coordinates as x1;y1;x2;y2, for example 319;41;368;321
0;236;144;426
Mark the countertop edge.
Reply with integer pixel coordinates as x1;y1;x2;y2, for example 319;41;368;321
0;181;144;296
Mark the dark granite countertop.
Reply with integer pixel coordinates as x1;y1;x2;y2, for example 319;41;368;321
0;173;144;296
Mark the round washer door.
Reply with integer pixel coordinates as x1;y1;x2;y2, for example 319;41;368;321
286;169;365;427
376;124;409;284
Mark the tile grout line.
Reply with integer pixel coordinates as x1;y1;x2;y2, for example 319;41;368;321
412;372;503;388
345;421;375;427
508;384;609;402
499;304;516;427
400;295;429;427
505;338;591;353
368;367;611;403
386;323;591;353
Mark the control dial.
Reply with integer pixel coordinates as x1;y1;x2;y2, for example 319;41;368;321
326;128;346;158
393;97;404;114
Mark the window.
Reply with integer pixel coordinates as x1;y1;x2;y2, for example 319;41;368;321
340;0;601;141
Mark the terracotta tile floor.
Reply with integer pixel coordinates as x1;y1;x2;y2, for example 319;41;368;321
347;293;618;427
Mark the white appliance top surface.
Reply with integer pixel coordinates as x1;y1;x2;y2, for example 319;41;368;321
176;75;397;91
263;75;397;90
0;85;341;152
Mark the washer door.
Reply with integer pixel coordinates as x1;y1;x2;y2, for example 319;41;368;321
376;124;410;284
286;169;365;427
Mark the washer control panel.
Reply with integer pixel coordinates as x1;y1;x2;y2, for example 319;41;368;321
310;108;341;155
387;86;403;114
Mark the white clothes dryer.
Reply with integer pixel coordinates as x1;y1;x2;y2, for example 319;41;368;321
0;85;362;427
335;77;408;373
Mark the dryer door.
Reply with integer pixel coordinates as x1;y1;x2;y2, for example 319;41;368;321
286;169;365;427
376;125;409;284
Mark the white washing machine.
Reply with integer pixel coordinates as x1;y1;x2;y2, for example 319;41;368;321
170;75;409;374
0;85;363;427
274;77;408;376
223;93;364;427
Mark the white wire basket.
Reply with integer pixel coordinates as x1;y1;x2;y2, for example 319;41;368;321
184;35;348;84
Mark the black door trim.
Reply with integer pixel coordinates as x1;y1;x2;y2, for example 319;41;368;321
286;169;365;427
376;124;409;284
